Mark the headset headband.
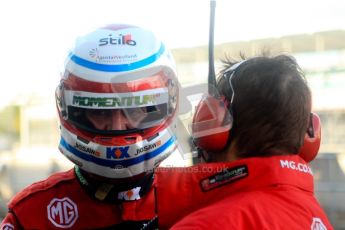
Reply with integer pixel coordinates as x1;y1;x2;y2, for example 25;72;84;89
222;59;248;104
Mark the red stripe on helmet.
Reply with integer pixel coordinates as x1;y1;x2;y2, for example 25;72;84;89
63;71;169;93
101;24;139;31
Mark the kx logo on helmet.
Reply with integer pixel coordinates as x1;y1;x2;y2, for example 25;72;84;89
106;146;130;159
99;34;136;46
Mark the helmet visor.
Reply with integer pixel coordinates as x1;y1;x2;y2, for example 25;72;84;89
68;103;169;134
59;69;178;135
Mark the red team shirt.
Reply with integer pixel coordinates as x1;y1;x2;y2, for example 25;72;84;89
155;155;333;229
1;155;333;229
0;169;156;229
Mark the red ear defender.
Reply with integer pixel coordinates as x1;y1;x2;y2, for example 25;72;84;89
299;113;321;163
191;95;232;152
191;61;244;152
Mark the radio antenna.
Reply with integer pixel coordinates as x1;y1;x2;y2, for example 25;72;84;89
208;0;217;96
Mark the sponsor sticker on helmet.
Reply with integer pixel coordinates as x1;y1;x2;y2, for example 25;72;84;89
47;197;78;228
89;47;138;63
64;88;169;109
75;142;101;157
106;146;130;159
98;33;137;46
136;140;162;156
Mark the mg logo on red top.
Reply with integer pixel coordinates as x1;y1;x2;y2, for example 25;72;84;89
1;224;14;230
311;217;327;230
47;197;78;228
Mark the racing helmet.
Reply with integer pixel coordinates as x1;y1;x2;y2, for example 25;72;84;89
56;24;179;181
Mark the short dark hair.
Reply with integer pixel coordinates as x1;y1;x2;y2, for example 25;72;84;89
217;54;311;158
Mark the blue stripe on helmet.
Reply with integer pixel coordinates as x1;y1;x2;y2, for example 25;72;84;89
60;136;176;168
70;43;165;72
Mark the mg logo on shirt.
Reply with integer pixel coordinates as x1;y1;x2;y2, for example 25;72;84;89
47;197;78;228
0;224;14;230
311;217;327;230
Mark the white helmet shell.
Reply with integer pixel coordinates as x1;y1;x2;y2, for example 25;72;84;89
56;24;179;180
65;24;176;82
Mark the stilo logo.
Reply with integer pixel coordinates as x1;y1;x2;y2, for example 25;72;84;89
99;34;136;46
47;197;78;228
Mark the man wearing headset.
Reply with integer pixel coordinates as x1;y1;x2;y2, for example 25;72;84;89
153;54;333;229
1;24;179;229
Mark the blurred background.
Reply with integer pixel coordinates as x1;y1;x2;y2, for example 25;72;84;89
0;0;345;228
